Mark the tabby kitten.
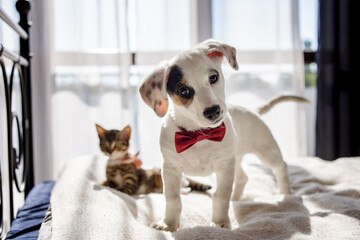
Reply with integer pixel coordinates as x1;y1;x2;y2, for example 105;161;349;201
96;124;211;196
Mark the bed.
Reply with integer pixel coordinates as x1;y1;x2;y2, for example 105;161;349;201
35;154;360;240
1;1;360;240
5;154;360;240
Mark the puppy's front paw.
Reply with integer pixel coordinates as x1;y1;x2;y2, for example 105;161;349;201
231;195;240;201
211;220;231;229
151;220;179;232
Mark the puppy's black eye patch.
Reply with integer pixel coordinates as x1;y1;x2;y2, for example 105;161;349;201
167;65;195;99
167;65;183;95
178;85;194;99
166;65;195;107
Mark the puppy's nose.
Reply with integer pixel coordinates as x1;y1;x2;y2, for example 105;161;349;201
203;105;221;121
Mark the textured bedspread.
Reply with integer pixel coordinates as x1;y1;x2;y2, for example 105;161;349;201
48;154;360;239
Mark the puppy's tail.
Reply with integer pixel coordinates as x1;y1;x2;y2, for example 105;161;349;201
257;95;310;115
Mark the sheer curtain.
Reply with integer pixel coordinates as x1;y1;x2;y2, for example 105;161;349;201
30;0;306;183
51;0;134;175
138;0;307;165
212;0;307;159
134;0;193;168
50;0;192;174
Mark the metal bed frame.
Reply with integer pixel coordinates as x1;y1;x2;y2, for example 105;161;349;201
0;0;34;236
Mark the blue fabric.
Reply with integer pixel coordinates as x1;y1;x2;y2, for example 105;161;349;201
6;181;55;240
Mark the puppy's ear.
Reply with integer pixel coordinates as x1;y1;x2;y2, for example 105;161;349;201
201;39;239;70
139;61;169;117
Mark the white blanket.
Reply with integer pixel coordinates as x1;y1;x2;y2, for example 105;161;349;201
49;154;360;239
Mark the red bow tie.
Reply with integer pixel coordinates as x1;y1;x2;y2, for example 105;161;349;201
175;123;226;153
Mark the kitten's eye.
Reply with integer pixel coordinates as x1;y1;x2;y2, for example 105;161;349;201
209;73;219;84
178;86;194;99
116;142;128;151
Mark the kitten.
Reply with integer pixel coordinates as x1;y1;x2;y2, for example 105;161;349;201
96;124;211;195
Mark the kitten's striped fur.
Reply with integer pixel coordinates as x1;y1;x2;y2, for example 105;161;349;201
96;124;211;195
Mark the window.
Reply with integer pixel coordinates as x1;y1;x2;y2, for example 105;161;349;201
51;0;319;169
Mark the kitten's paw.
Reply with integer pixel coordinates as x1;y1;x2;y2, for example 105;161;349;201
151;221;179;232
211;220;231;229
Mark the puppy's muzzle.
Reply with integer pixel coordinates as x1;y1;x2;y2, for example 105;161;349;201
203;105;221;121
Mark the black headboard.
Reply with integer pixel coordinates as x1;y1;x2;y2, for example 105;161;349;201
0;0;34;234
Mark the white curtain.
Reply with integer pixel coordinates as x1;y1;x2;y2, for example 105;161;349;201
50;0;134;176
51;0;193;177
213;0;307;158
138;0;307;165
29;0;306;184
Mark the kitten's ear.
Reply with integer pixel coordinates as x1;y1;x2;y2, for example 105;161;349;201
200;39;239;70
121;125;131;141
139;61;169;117
95;124;106;138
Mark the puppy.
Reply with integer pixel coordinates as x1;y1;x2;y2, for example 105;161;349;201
139;39;307;231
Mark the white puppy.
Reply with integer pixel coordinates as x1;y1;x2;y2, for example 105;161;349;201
139;39;307;231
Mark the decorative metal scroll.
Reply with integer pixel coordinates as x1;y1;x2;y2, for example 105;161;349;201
0;0;33;229
0;56;10;236
10;63;29;194
0;57;30;224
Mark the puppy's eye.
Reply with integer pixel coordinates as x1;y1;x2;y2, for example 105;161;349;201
178;86;194;99
209;74;218;84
